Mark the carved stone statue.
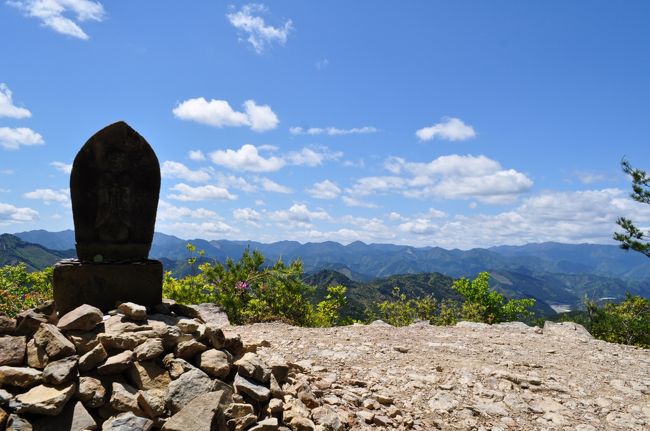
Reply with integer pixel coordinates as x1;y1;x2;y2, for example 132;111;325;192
53;122;163;313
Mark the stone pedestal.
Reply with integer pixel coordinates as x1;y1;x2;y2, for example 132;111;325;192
53;259;162;314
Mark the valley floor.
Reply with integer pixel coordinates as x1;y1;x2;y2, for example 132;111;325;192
235;321;650;430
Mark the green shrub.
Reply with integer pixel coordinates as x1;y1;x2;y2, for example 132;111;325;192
0;263;53;317
583;294;650;348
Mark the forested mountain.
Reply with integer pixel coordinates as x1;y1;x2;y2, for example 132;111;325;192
0;234;74;271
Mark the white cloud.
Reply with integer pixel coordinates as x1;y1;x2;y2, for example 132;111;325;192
387;211;403;221
307;180;341;199
257;177;292;194
233;207;262;227
342;196;379;209
0;127;44;150
573;170;607;185
210;144;285;172
290;126;377;136
0;201;38;223
161;161;211;183
0;83;31;118
416;117;476;142
168;183;237;201
157;200;219;221
347;176;407;197
9;0;105;40
270;203;330;228
398;218;438;235
173;98;278;132
23;188;70;205
285;146;342;167
315;58;329;70
50;161;72;174
188;150;206;161
226;3;292;54
159;221;237;239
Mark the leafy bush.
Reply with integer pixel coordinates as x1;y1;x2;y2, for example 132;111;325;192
0;263;53;317
582;294;650;348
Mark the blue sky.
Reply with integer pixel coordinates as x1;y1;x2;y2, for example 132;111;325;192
1;1;649;248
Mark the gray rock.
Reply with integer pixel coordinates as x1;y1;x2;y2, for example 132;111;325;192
57;304;103;332
205;324;225;349
161;391;228;431
102;411;154;431
312;406;343;430
31;400;96;431
97;350;134;375
15;382;75;415
166;369;214;414
174;339;207;360
456;321;490;329
249;417;278;431
42;355;78;385
98;331;155;351
0;366;43;388
196;349;230;379
176;319;200;333
127;361;171;391
33;324;76;360
118;302;148;321
78;342;108;372
66;328;102;355
290;416;316;431
26;339;48;369
234;352;271;383
193;304;230;328
14;310;48;337
134;338;164;361
137;389;166;418
233;373;271;402
0;335;26;366
5;414;33;430
110;382;142;414
543;321;593;340
77;376;107;408
0;316;16;335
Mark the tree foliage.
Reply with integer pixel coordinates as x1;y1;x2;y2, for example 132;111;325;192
614;159;650;257
0;263;53;317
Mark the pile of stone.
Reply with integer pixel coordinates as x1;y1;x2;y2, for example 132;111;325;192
0;301;335;431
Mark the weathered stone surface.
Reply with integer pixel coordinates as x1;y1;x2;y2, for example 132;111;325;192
290;416;316;431
127;361;171;391
233;373;270;402
118;302;147;321
0;316;16;335
234;352;271;383
15;382;75;415
0;366;43;387
165;369;214;414
205;324;225;349
110;382;142;414
14;310;48;337
53;260;163;314
70;121;160;262
174;339;206;360
5;414;33;430
57;304;104;332
77;376;106;408
26;338;48;369
248;417;279;431
543;321;593;340
0;335;26;366
176;319;200;334
66;327;102;355
162;355;195;380
196;349;230;379
33;324;76;360
193;304;230;328
42;355;78;385
137;389;166;418
79;342;108;372
97;350;133;375
161;391;227;431
31;400;96;431
223;333;244;356
98;331;155;351
133;338;164;361
102;411;154;431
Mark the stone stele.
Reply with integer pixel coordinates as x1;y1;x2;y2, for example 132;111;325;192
53;121;163;313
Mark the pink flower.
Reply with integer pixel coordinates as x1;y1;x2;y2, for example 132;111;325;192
235;281;249;290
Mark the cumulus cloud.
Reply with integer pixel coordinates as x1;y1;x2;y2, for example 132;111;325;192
0;201;39;223
50;161;72;174
188;150;206;161
233;207;262;227
23;188;70;205
289;126;377;136
168;183;237;201
157;200;219;221
173;98;278;132
285;146;342;167
350;154;532;204
341;196;379;209
226;3;292;54
307;180;341;199
257;177;292;194
161;161;211;183
0;83;31;118
416;117;476;142
159;221;237;239
0;127;44;150
8;0;105;40
210;144;285;172
269;203;330;228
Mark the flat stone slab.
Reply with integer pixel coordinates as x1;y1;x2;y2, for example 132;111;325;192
53;259;162;314
14;382;75;416
57;304;103;332
0;336;26;366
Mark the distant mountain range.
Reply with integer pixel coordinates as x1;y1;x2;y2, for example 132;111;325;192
5;229;650;313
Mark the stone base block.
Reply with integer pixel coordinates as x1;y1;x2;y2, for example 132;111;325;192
53;259;163;314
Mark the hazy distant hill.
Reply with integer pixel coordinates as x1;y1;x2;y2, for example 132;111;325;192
10;229;650;311
0;234;74;271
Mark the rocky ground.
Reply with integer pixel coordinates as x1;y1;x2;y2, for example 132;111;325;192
235;320;650;431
